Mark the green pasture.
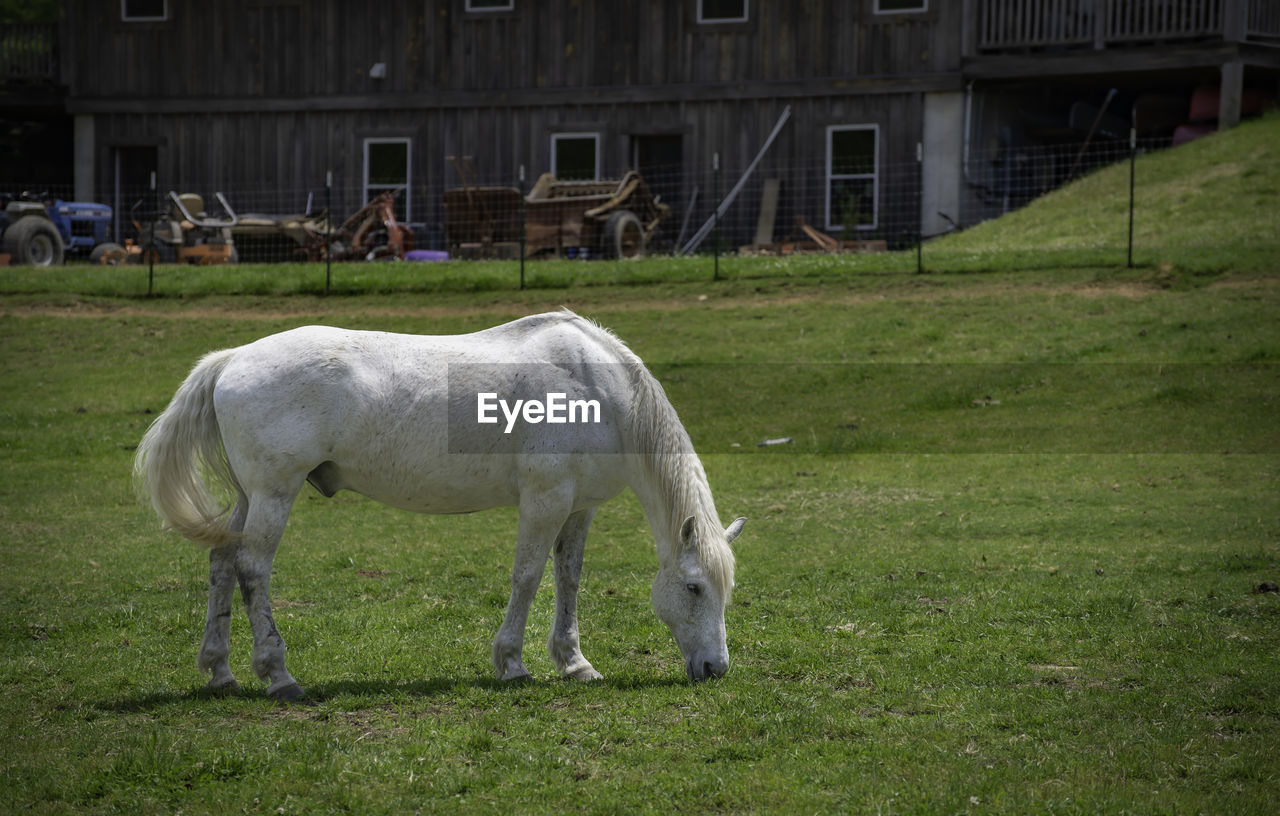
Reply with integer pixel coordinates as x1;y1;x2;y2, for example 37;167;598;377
3;269;1277;814
2;116;1278;814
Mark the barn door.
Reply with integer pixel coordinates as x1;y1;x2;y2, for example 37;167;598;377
631;134;683;248
112;146;157;244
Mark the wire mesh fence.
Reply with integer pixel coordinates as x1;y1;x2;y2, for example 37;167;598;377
961;134;1171;224
0;132;1210;288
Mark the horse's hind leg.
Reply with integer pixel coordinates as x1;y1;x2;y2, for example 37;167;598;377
196;496;246;691
236;490;304;701
493;486;574;681
547;508;603;681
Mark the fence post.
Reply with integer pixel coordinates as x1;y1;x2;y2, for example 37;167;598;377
147;171;156;297
916;141;924;275
712;152;720;282
325;171;333;295
1127;126;1136;269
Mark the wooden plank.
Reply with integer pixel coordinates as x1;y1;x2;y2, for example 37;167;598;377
800;219;838;253
966;40;1279;79
66;70;963;114
753;178;780;246
680;105;791;255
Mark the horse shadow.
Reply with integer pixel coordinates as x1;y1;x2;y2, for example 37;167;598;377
96;673;691;713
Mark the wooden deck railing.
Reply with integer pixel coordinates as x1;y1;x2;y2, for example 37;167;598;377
0;23;58;82
1104;0;1225;43
1248;0;1280;41
979;0;1098;49
976;0;1277;50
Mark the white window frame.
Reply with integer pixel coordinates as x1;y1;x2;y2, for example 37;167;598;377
121;0;168;22
874;0;928;14
465;0;515;12
697;0;749;24
825;124;879;232
550;132;601;181
363;137;412;223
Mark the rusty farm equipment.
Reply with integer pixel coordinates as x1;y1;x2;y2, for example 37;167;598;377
135;192;239;265
227;196;330;263
445;168;669;260
322;190;413;262
232;190;412;263
129;189;412;265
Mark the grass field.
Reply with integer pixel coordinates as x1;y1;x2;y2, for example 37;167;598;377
1;119;1278;814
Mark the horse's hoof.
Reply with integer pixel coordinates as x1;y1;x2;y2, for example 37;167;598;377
206;677;241;694
565;666;603;682
268;682;307;703
499;667;533;683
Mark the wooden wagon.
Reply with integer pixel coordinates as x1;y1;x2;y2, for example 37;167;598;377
444;170;669;260
442;186;523;260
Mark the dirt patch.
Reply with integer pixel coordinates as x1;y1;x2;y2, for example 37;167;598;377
1065;284;1162;300
0;289;885;321
1206;276;1280;294
3;274;1266;322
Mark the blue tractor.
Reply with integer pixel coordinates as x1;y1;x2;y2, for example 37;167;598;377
49;198;117;260
1;192;119;266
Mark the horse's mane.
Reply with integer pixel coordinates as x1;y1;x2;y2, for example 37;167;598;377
563;310;735;600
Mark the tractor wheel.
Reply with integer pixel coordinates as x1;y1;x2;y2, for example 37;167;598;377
603;209;645;259
4;217;64;267
89;242;127;266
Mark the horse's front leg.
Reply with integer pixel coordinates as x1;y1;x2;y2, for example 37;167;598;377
236;491;304;701
197;497;246;691
547;508;603;681
492;488;572;681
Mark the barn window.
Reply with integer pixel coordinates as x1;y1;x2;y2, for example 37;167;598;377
874;0;928;13
551;133;600;181
122;0;167;21
826;125;878;231
364;138;412;223
698;0;748;24
466;0;515;11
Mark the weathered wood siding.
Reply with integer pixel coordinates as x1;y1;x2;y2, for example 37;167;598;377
63;0;959;99
69;0;960;247
89;93;924;185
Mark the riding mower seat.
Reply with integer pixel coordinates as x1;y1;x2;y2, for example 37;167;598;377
156;192;238;264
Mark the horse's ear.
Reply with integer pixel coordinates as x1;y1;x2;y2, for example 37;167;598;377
725;517;747;544
679;516;697;552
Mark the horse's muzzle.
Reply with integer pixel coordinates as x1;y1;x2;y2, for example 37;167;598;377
687;657;729;682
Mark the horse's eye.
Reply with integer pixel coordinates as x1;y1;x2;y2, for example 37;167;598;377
686;583;701;595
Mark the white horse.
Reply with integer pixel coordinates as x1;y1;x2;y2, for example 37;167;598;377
134;310;745;700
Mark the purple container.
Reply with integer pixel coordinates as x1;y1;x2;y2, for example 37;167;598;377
404;250;450;262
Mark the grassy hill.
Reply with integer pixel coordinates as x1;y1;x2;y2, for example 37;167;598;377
934;111;1280;273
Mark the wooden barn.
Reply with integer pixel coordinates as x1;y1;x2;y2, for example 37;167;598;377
9;0;1280;252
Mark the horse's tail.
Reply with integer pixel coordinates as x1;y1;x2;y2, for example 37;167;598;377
134;348;243;548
